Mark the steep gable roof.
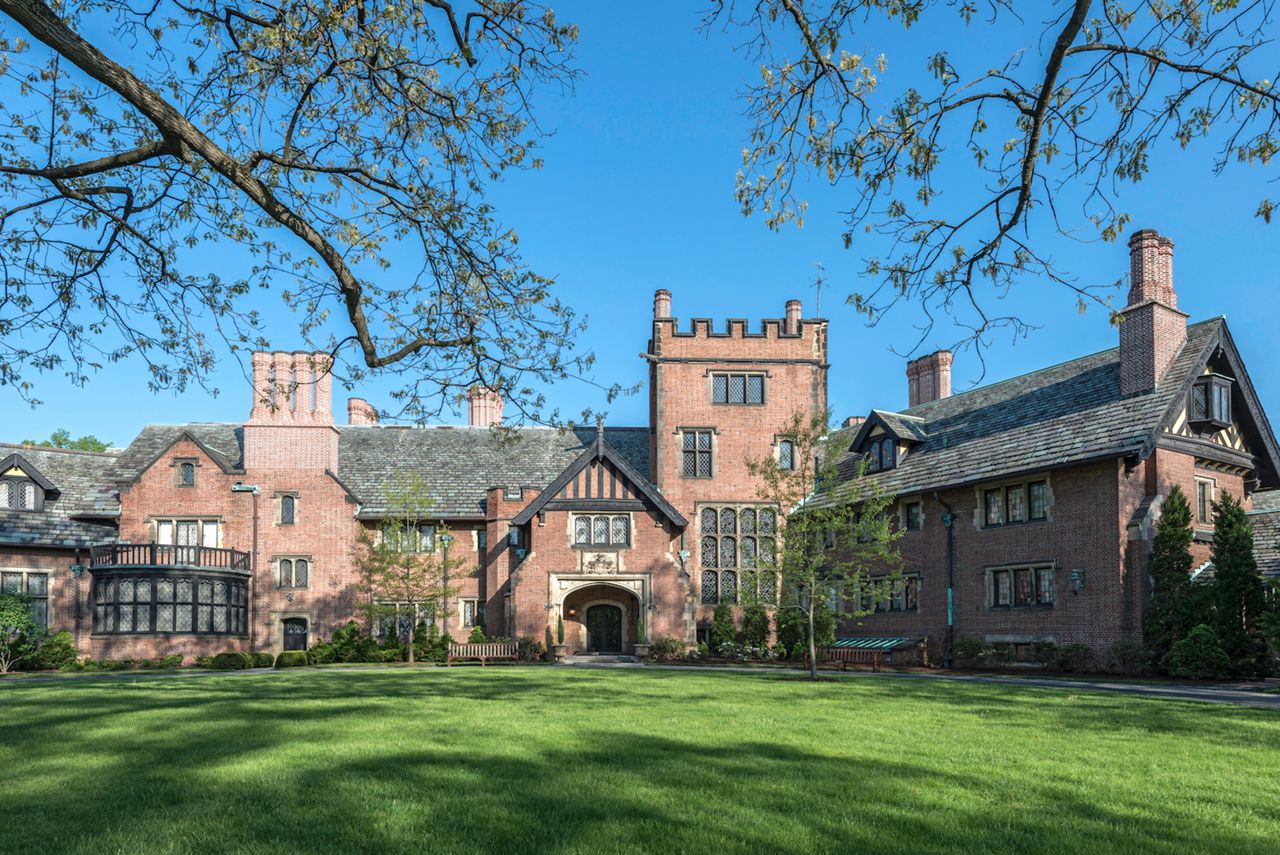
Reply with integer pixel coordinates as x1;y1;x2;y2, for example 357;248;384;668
0;452;58;494
511;428;686;527
113;424;244;482
846;410;928;451
826;318;1279;500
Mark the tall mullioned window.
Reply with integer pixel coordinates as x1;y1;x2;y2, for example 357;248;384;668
94;574;247;635
700;505;778;604
1;571;48;627
682;430;713;478
573;514;630;547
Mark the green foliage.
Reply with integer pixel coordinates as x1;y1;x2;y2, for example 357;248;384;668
1106;641;1152;676
468;626;487;644
697;641;710;658
21;430;110;452
1145;486;1196;663
953;636;987;668
1054;644;1097;674
812;601;836;648
274;651;309;669
742;605;770;647
306;643;337;666
774;608;803;653
0;593;43;673
1029;642;1058;669
30;631;78;671
789;640;806;662
710;604;737;650
648;638;684;661
556;614;565;645
1210;493;1271;677
194;656;213;669
516;637;545;662
250;652;275;668
1162;624;1233;680
211;652;252;670
331;621;380;663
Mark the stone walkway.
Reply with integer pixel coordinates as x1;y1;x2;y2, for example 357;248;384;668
3;661;1278;709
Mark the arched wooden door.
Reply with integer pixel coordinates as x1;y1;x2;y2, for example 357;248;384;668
283;617;308;651
585;604;622;653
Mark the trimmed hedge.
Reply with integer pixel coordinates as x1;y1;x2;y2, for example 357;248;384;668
250;652;274;668
211;651;252;670
274;651;309;669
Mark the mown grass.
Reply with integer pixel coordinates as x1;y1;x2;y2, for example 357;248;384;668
1;668;1277;854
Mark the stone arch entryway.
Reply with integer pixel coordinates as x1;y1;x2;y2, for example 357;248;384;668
561;583;642;654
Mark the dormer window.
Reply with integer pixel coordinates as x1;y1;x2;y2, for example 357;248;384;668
864;437;896;472
1;478;38;510
1190;375;1232;430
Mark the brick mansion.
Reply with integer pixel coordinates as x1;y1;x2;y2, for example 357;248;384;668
2;229;1278;664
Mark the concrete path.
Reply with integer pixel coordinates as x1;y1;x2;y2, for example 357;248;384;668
3;661;1278;709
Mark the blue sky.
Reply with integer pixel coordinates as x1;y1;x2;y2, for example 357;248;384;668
7;2;1278;445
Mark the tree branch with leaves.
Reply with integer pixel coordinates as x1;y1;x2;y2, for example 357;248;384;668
710;0;1278;366
0;0;612;421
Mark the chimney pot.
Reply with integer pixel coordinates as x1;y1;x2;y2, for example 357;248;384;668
347;397;379;425
908;350;952;407
468;385;504;427
654;289;672;319
784;299;802;335
842;416;866;429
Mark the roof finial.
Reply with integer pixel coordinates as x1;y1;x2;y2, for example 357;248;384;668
595;416;605;450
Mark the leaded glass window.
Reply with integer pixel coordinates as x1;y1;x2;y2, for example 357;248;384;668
711;372;766;405
720;535;737;568
701;570;719;604
93;573;246;636
740;508;756;535
1;479;38;510
778;439;795;471
741;536;757;568
701;536;718;568
1005;485;1027;524
701;507;717;534
1029;482;1049;520
179;461;196;486
4;572;50;627
760;509;776;535
759;537;776;568
720;509;737;535
682;430;713;477
719;571;737;604
572;514;630;546
280;494;296;525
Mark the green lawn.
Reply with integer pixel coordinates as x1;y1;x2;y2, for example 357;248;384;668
1;669;1278;854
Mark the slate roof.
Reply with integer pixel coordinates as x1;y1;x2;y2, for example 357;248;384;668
336;425;651;518
825;319;1248;501
1248;490;1280;580
112;423;245;481
0;444;119;548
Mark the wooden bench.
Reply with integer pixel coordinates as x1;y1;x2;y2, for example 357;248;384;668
809;646;884;672
446;641;519;666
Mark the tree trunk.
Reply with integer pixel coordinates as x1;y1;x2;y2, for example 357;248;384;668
807;601;818;680
407;610;416;665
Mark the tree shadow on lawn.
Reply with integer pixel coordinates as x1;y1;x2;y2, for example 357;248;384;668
2;670;1278;853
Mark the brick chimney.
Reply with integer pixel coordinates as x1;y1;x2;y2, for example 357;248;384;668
907;350;953;407
654;289;672;319
245;351;339;471
468;386;503;427
347;398;379;425
1120;229;1188;396
249;351;333;424
784;299;802;335
842;416;866;429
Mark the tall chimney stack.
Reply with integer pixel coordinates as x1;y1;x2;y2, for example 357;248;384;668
784;299;802;335
1120;229;1187;396
907;350;953;407
348;398;379;425
654;289;672;319
468;386;504;427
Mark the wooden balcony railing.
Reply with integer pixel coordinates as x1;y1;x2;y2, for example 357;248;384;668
90;543;251;573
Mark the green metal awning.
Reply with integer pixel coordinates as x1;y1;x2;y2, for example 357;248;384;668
831;637;922;651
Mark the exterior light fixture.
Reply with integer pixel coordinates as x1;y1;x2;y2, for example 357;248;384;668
69;563;84;578
231;482;260;493
439;533;454;547
1070;569;1086;595
515;547;527;561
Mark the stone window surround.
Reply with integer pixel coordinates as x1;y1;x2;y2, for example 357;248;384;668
172;457;200;488
900;496;926;532
677;426;717;479
275;554;312;590
275;491;299;526
0;567;51;628
707;369;769;406
1195;474;1216;525
973;474;1054;530
984;561;1057;609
